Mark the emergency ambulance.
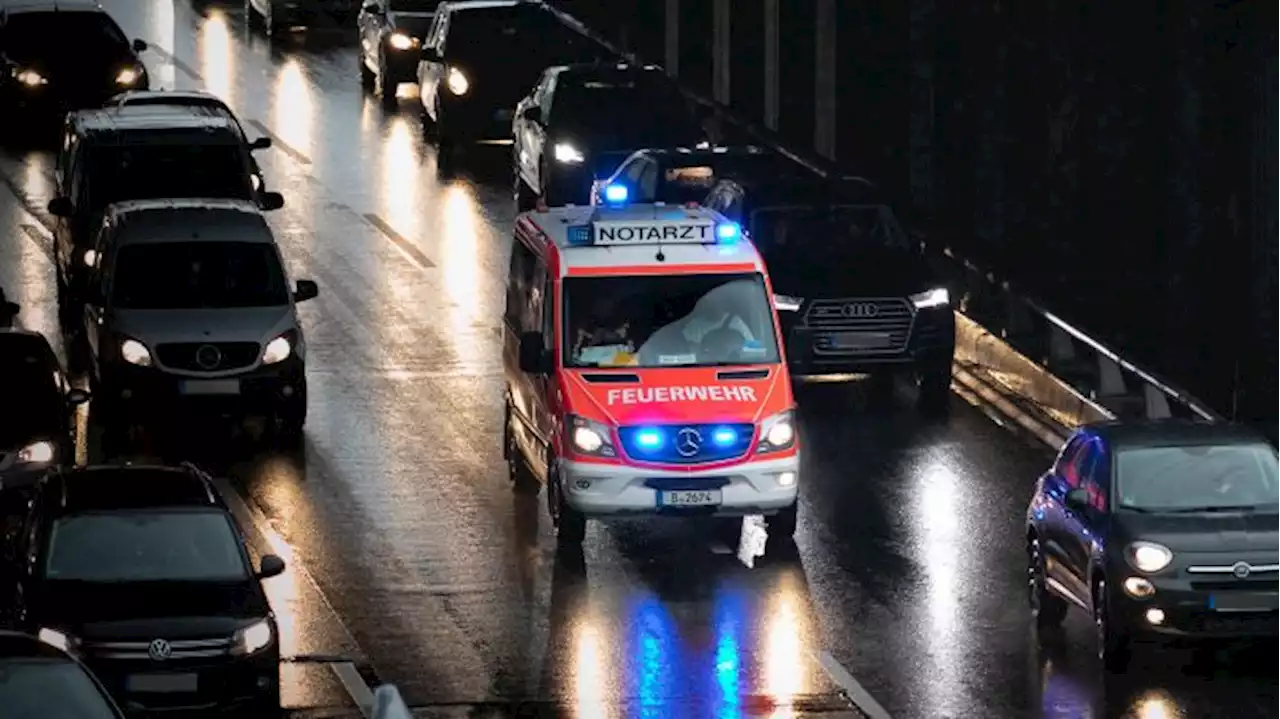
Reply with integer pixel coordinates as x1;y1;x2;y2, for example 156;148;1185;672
502;185;800;545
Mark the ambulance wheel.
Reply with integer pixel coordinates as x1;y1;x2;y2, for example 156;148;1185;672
503;402;538;493
768;502;798;541
548;463;585;545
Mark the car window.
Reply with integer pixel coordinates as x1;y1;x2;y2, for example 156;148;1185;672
110;242;290;310
1062;438;1098;489
0;658;119;719
43;510;249;582
84;141;252;211
504;239;539;331
1116;443;1280;512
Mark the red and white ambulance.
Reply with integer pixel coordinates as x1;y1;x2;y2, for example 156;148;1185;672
502;187;799;544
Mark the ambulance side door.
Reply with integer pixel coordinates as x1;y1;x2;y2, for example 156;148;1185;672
503;236;550;477
524;258;554;480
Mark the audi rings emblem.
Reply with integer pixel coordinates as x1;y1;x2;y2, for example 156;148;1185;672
675;427;702;457
1232;561;1251;579
842;302;878;319
147;638;172;661
194;344;222;370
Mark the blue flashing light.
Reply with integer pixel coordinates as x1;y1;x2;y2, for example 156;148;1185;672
634;428;664;450
604;183;629;204
716;222;740;242
711;426;737;447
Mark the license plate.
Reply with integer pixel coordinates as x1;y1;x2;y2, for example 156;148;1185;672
180;379;241;395
1210;592;1280;612
831;331;891;349
126;673;198;693
658;489;721;507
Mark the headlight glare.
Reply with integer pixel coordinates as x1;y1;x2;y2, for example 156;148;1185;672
233;620;273;656
115;67;140;86
568;415;615;458
261;334;292;365
120;338;152;367
773;294;803;312
15;69;46;86
910;287;950;309
446;67;468;95
388;32;417;50
17;440;55;464
553;142;585;164
758;411;796;453
38;628;76;652
1128;541;1174;573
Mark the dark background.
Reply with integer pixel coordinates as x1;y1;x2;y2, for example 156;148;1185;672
552;0;1278;435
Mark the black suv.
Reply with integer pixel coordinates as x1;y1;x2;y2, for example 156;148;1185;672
3;464;287;715
513;63;705;209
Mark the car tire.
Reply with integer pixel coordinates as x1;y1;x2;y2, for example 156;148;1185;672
503;400;538;493
377;58;398;108
359;54;375;90
768;502;798;541
1027;535;1068;631
916;361;952;415
547;461;585;545
1094;578;1131;672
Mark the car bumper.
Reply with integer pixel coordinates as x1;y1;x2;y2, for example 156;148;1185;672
559;454;799;517
100;357;305;420
82;650;278;713
1113;583;1280;640
783;311;955;376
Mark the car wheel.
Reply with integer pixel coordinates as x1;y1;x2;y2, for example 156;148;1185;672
547;461;585;545
503;401;538;493
249;688;282;719
377;57;397;108
1028;535;1068;631
1094;578;1131;672
916;361;952;415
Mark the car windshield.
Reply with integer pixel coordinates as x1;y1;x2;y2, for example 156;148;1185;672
0;12;128;55
84;143;251;211
1116;443;1280;512
750;204;912;257
563;273;781;368
555;79;702;146
0;659;118;719
44;510;249;582
111;242;290;310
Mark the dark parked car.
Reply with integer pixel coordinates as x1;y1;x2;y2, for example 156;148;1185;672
358;0;442;106
0;630;126;719
4;464;288;714
1026;420;1279;670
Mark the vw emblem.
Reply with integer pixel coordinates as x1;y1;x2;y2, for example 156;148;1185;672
842;302;878;319
194;344;222;370
1232;562;1251;579
675;427;702;457
147;638;172;661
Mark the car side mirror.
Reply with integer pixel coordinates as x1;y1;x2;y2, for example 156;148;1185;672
250;136;272;151
132;38;148;53
67;388;91;406
47;197;73;217
518;331;549;374
1065;487;1090;511
293;279;318;303
256;554;286;579
260;191;285;211
420;47;440;63
521;106;542;124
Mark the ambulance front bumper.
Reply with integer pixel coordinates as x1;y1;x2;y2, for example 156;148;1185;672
558;455;799;517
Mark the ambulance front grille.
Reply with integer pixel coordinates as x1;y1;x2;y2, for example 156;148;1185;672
618;423;755;465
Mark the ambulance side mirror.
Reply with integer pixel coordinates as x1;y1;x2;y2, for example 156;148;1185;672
518;331;550;374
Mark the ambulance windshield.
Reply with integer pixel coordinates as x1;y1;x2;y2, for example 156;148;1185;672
563;273;781;368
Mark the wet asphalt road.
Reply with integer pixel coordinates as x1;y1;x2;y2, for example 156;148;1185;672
0;2;1276;717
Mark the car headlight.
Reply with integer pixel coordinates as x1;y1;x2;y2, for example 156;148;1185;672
773;294;803;312
231;619;273;656
1127;541;1174;573
554;142;585;164
14;69;46;87
261;333;293;365
120;338;152;367
388;32;417;51
82;248;98;267
16;440;55;464
446;66;468;95
568;414;615;458
757;410;796;453
910;287;950;309
38;628;78;653
115;67;140;86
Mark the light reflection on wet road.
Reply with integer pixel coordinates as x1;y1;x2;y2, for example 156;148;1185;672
0;2;1273;717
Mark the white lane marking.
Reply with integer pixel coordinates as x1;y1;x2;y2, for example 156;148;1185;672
815;651;894;719
211;478;377;712
332;661;375;718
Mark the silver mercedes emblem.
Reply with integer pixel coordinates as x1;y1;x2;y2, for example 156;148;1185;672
194;344;222;370
675;427;702;457
147;638;172;661
1232;561;1251;579
842;302;878;318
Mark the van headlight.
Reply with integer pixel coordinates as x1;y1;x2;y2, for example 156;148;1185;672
388;32;418;51
120;338;152;367
757;410;796;453
909;287;950;309
1127;541;1174;573
38;628;78;653
554;142;585;164
446;67;469;95
568;414;615;458
16;440;55;464
115;67;141;86
231;619;273;656
261;333;293;365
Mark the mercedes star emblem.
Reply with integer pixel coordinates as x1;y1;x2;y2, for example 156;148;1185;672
194;344;222;370
675;427;702;457
147;638;172;661
1232;561;1251;579
842;302;878;319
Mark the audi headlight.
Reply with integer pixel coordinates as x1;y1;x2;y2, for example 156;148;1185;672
773;294;803;312
261;334;293;365
115;67;140;86
446;67;468;95
38;628;78;653
568;414;615;458
16;440;55;464
232;619;273;656
14;69;46;87
554;142;585;164
757;410;796;453
1127;541;1174;573
119;338;152;367
388;32;417;51
910;287;950;309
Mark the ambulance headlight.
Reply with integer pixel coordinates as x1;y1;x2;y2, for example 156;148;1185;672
604;183;628;204
554;142;585;164
446;67;469;95
910;287;950;309
716;222;740;242
757;410;796;453
568;414;615;458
